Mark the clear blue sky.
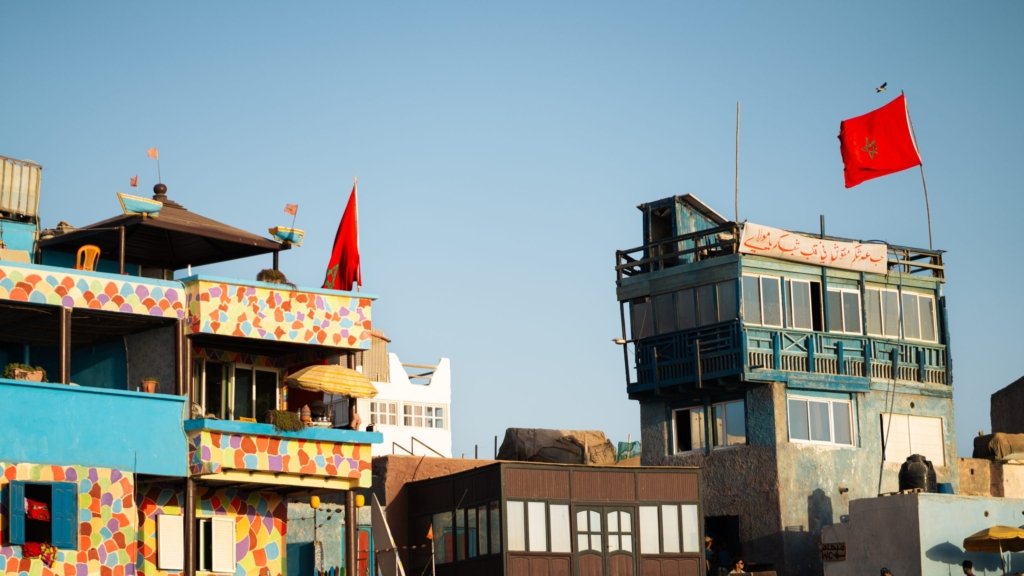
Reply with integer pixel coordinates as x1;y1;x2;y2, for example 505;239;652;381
4;2;1022;460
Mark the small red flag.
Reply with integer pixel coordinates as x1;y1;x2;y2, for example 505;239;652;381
284;203;298;215
130;175;138;188
322;181;361;291
838;94;922;188
426;525;433;540
147;147;159;160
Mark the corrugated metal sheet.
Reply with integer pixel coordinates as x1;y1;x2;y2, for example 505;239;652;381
503;467;570;500
0;156;41;219
637;470;700;502
571;469;636;502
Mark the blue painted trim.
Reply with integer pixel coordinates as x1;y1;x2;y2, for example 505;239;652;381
179;274;379;300
745;369;870;393
184;418;384;444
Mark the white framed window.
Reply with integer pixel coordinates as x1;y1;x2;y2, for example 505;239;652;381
826;288;862;335
196;516;236;573
369;401;398;426
881;413;944;466
506;500;571;554
788;394;854;446
743;275;783;327
786;279;821;331
901;292;937;342
638;504;700;554
673;400;745;453
402;403;448;429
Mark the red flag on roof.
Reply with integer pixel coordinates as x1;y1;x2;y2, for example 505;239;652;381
322;181;361;291
284;203;298;215
147;147;159;160
838;94;922;188
130;175;138;188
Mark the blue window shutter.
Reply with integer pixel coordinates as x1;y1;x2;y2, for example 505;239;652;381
51;482;78;549
8;481;26;545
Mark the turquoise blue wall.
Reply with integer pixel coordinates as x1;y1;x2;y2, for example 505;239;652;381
0;220;36;252
0;379;187;476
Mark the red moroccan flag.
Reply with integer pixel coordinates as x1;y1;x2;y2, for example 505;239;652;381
838;94;922;188
147;147;159;160
284;203;298;215
322;182;361;290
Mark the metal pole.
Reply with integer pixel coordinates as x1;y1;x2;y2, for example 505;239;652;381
346;491;357;576
735;101;740;223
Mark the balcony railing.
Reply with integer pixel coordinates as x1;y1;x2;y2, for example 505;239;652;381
629;322;949;394
616;225;944;281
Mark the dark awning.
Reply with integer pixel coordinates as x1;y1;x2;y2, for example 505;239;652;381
38;185;287;270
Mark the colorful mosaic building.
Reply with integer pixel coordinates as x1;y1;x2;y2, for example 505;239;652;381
0;155;381;576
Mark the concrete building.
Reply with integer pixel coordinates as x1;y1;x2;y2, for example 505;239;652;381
614;195;954;575
0;155;381;575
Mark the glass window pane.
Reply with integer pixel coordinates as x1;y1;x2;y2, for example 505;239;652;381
742;276;762;324
902;293;921;340
865;289;882;335
919;297;936;342
789;398;809;441
761;277;782;326
661;504;680;553
576;510;589;532
622;534;632;552
506;502;525;552
591;534;603;552
826;290;844;332
809;400;831;442
578;534;589;552
467;507;477;558
882;291;900;336
833;402;853;445
681;505;700;552
608;511;619;532
489;502;501;555
608;534;620;552
842;292;861;334
434;511;453;563
675;289;696;330
620;511;632;534
689;409;706;451
477;505;488;556
639;506;660;554
550;504;571;553
654;293;676;335
697;284;716;326
717;279;738;322
527;502;547;552
725;400;746;446
790;281;813;330
713;403;726;448
233;368;254;419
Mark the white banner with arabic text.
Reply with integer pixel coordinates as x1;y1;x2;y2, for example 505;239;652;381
738;222;887;274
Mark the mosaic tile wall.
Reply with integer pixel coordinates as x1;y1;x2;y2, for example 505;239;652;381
188;431;372;488
0;462;136;576
185;280;372;348
138;485;287;576
0;265;184;319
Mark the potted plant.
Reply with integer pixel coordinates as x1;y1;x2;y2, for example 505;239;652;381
140;376;159;393
4;363;46;382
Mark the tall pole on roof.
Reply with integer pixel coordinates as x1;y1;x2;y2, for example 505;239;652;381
735;101;740;223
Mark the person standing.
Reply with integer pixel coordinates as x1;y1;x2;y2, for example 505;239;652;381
962;560;975;575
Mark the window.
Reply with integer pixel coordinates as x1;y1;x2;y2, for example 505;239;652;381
402;403;448;429
433;510;455;562
865;288;901;338
788;395;854;446
369;401;398;426
196;360;279;422
881;413;944;466
639;504;700;554
506;501;571;554
630;297;653;340
826;288;862;335
606;510;633;553
901;292;937;342
743;275;782;327
196;517;236;573
7;481;77;549
673;400;745;453
489;501;501;555
576;509;603;552
786;279;823;331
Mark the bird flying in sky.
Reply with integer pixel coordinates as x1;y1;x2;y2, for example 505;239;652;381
876;82;887;93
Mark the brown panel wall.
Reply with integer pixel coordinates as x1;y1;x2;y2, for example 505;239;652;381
504;467;571;499
640;556;700;576
571;469;637;502
637;471;699;502
508;554;571;576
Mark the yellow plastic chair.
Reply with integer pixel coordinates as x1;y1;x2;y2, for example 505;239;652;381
75;244;101;271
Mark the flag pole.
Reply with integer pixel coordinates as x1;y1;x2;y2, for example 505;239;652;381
734;100;741;223
903;91;933;250
353;176;360;293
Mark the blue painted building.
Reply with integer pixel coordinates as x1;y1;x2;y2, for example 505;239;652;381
0;154;381;576
614;195;954;576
